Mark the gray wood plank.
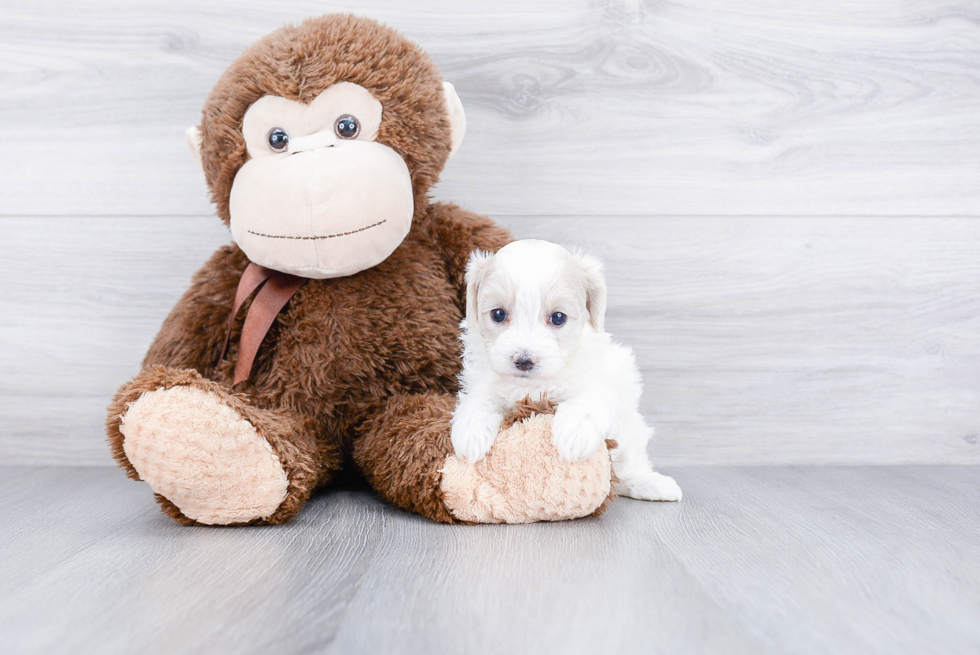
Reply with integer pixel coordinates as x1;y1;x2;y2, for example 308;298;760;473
2;215;978;466
653;467;980;654
328;492;769;655
1;1;978;216
1;466;978;654
0;468;388;654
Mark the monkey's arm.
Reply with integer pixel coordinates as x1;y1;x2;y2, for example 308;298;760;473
141;244;249;374
426;202;513;314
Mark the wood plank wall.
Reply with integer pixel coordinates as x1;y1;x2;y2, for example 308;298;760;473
1;1;978;465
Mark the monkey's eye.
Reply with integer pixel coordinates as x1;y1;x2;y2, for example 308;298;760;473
334;115;360;139
267;128;289;153
490;309;507;323
550;312;567;327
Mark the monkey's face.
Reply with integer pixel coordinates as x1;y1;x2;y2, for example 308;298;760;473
227;82;413;279
191;15;466;279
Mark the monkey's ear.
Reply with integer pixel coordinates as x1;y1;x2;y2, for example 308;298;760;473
185;126;204;173
443;82;467;158
464;249;494;323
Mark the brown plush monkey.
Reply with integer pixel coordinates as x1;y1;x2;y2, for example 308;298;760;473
106;14;613;525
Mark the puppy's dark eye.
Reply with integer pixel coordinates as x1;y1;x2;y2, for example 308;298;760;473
490;309;507;323
335;115;360;139
267;128;289;153
550;312;567;327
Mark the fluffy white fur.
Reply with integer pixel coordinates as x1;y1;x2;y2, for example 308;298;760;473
451;239;682;502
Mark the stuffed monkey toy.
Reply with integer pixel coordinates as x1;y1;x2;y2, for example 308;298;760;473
106;14;614;525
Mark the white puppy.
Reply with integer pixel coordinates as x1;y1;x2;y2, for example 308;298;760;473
450;239;682;502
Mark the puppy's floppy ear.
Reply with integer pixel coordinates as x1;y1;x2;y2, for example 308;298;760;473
465;250;495;323
571;250;607;332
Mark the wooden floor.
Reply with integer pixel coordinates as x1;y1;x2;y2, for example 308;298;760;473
2;466;978;654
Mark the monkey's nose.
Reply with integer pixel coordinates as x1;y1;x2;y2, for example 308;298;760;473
288;130;338;154
514;353;536;372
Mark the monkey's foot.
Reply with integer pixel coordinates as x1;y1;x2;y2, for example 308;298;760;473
440;399;616;524
119;385;289;525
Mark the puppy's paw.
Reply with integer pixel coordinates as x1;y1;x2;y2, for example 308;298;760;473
552;400;610;462
450;406;502;463
620;472;683;502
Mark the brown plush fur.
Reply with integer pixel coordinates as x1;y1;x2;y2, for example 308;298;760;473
106;15;513;525
500;395;557;430
354;393;463;524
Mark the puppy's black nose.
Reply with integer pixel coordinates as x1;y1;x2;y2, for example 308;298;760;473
514;354;535;371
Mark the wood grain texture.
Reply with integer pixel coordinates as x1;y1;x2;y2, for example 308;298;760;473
1;466;978;654
1;215;978;466
1;0;978;216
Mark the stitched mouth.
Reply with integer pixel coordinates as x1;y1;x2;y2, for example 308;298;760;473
248;219;387;241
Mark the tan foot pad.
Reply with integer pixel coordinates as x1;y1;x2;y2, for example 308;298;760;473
440;413;612;524
120;386;289;525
